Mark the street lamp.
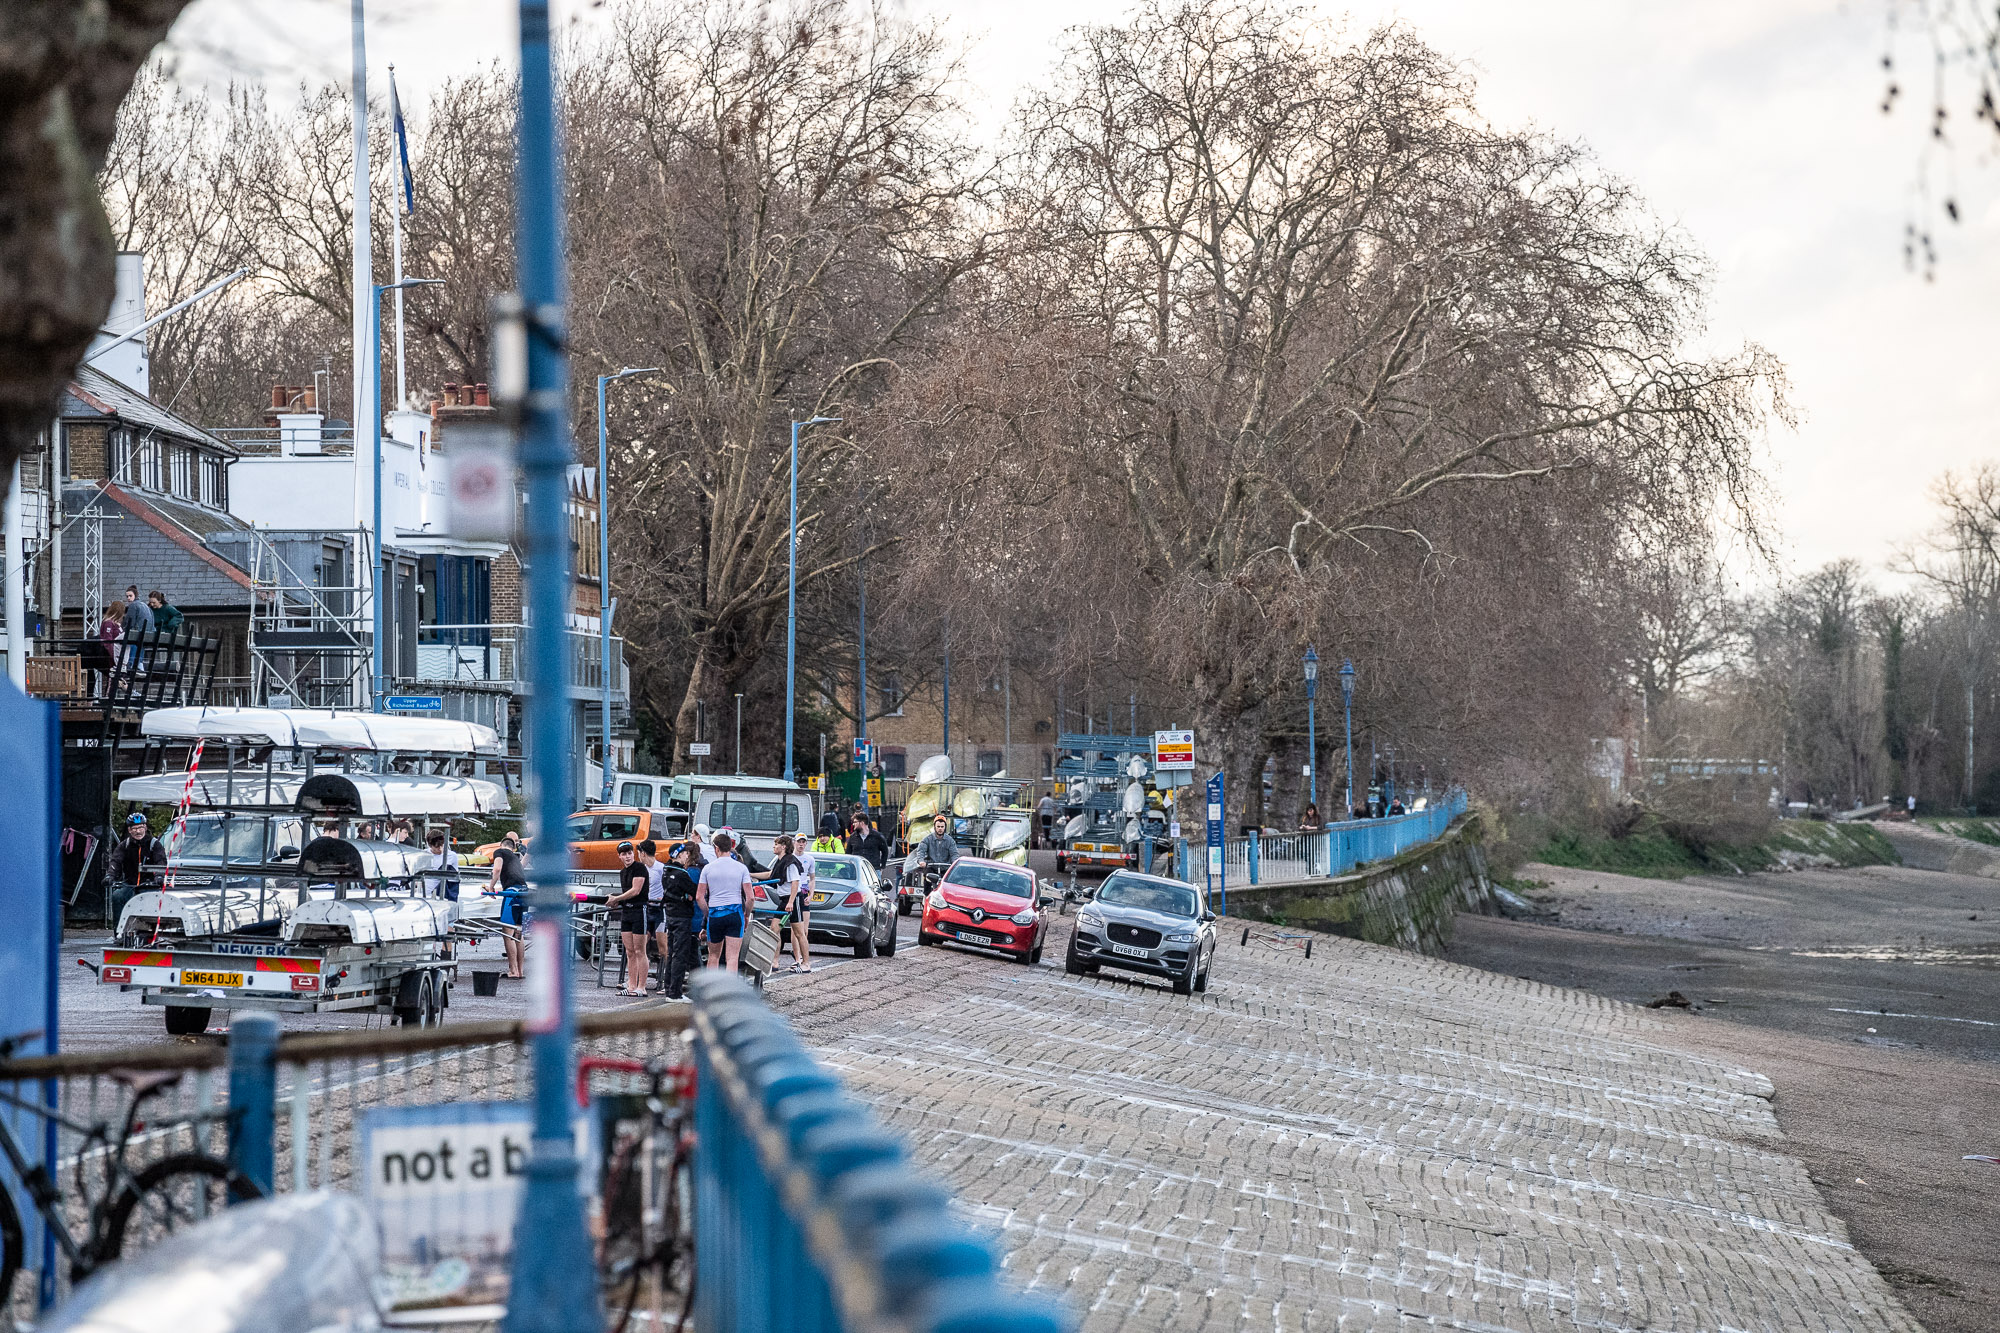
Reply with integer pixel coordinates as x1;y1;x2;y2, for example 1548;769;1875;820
594;366;661;801
785;414;841;783
1339;658;1355;818
369;277;442;712
1303;646;1319;809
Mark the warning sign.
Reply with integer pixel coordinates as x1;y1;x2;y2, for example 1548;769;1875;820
1154;730;1195;770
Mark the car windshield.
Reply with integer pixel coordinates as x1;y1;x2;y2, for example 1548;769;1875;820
1096;875;1199;918
941;863;1032;898
809;856;858;881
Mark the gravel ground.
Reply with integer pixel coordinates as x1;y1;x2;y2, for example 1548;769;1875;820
1449;857;2000;1333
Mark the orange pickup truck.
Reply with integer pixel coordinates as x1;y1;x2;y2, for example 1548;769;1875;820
470;805;693;871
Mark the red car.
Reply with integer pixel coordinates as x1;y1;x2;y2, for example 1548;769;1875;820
916;856;1048;964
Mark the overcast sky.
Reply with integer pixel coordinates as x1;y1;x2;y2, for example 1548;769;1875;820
161;0;2000;583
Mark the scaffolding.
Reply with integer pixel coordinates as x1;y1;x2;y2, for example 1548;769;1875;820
245;527;373;709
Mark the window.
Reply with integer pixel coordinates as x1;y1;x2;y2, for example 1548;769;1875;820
200;454;227;509
168;445;194;499
649;813;685;841
565;816;596;840
880;750;906;780
941;862;1033;898
619;781;655;807
707;799;800;833
977;751;1003;777
1097;874;1199;918
596;814;642;840
879;673;904;717
808;856;859;881
1042;750;1053;777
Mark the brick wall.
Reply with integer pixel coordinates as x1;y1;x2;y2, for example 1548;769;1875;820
67;423;106;480
493;551;522;625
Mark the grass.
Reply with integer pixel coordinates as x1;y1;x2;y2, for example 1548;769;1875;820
1528;812;1898;880
1923;817;2000;848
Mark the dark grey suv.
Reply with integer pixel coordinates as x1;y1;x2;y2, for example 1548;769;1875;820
1065;870;1216;994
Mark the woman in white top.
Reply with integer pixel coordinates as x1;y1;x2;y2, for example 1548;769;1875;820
696;831;755;972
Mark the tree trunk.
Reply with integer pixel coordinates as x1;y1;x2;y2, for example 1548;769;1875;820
1268;733;1303;831
1967;678;1977;811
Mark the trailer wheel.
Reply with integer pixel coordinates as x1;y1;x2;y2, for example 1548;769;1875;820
393;970;426;1026
162;1006;210;1037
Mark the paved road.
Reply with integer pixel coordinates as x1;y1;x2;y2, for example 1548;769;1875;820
765;907;1918;1331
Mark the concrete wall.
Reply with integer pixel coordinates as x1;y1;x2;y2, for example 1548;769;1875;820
1222;815;1496;955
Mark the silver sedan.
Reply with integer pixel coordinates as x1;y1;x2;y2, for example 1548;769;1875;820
801;853;899;958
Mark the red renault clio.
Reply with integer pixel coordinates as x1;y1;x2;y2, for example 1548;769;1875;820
916;856;1047;964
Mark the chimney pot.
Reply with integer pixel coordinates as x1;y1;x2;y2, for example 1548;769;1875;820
473;382;490;407
303;384;318;411
271;385;287;409
443;382;460;406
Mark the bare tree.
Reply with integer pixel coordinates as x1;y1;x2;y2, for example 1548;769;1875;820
0;0;197;502
1897;466;2000;809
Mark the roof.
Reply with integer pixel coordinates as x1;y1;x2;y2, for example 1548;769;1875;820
669;774;807;795
62;364;235;454
61;481;257;610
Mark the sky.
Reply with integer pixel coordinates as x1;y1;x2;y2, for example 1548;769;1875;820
159;0;2000;584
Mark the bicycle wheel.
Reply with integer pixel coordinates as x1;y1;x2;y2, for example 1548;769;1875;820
97;1154;260;1268
0;1183;23;1321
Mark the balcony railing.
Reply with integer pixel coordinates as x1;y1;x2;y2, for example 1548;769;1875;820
412;622;628;702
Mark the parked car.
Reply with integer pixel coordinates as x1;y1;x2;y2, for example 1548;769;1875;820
469;806;690;870
749;852;898;959
1065;869;1216;994
916;856;1047;964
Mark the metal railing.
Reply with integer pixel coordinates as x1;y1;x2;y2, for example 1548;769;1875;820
1220;789;1469;887
690;971;1067;1333
0;1007;688;1323
414;622;628;702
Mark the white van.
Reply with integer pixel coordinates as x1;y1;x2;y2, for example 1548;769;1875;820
664;774;816;867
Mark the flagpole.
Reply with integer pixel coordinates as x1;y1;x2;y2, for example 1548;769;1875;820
389;63;406;411
350;0;376;711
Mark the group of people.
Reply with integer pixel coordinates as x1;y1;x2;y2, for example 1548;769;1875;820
83;585;182;690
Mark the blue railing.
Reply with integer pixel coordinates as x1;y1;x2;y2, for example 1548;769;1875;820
689;971;1068;1333
1221;789;1468;887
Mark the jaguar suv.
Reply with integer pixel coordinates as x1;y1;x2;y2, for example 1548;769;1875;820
1066;870;1215;994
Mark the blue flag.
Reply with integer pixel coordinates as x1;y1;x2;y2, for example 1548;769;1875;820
389;69;415;216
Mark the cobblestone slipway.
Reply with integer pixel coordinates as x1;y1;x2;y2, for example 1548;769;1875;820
766;917;1919;1332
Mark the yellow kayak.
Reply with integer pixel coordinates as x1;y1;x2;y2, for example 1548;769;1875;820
905;784;941;824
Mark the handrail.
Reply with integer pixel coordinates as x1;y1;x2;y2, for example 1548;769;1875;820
689;971;1067;1332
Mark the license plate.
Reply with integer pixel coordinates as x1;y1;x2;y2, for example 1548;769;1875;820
1111;943;1149;958
179;970;244;987
956;931;993;946
808;893;832;906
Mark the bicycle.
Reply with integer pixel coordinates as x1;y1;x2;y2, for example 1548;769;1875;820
0;1031;261;1310
580;1053;696;1333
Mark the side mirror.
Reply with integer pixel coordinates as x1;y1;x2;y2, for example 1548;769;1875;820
1201;910;1216;922
277;846;300;861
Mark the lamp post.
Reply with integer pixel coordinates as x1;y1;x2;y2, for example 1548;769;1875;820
785;415;841;783
369;276;441;712
735;692;744;774
594;366;660;800
1339;658;1355;818
1303;646;1319;809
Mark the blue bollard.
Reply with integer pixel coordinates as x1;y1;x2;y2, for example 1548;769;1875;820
1247;830;1260;886
225;1012;278;1201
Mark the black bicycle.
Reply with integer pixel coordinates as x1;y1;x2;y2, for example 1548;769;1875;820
583;1054;696;1333
0;1032;261;1309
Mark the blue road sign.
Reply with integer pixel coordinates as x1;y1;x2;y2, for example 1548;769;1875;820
1205;770;1225;912
387;696;444;713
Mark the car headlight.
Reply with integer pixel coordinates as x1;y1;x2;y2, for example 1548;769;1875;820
1009;909;1036;924
1076;909;1104;929
1165;931;1196;943
927;890;944;910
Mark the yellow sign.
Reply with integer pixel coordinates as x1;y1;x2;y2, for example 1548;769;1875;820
806;775;824;791
866;777;882;806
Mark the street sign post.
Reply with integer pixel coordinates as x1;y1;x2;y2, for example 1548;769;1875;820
852;738;873;765
688;742;712;757
1205;770;1225;912
387;695;443;713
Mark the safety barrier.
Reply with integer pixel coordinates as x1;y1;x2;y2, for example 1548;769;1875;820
690;970;1067;1333
1219;790;1468;888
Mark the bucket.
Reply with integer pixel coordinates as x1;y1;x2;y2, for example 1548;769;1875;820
472;970;502;997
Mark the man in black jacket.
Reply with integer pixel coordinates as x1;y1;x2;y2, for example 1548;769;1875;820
653;840;701;999
110;812;165;925
846;814;889;871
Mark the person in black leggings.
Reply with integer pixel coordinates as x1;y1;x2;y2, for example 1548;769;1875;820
605;841;651;996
